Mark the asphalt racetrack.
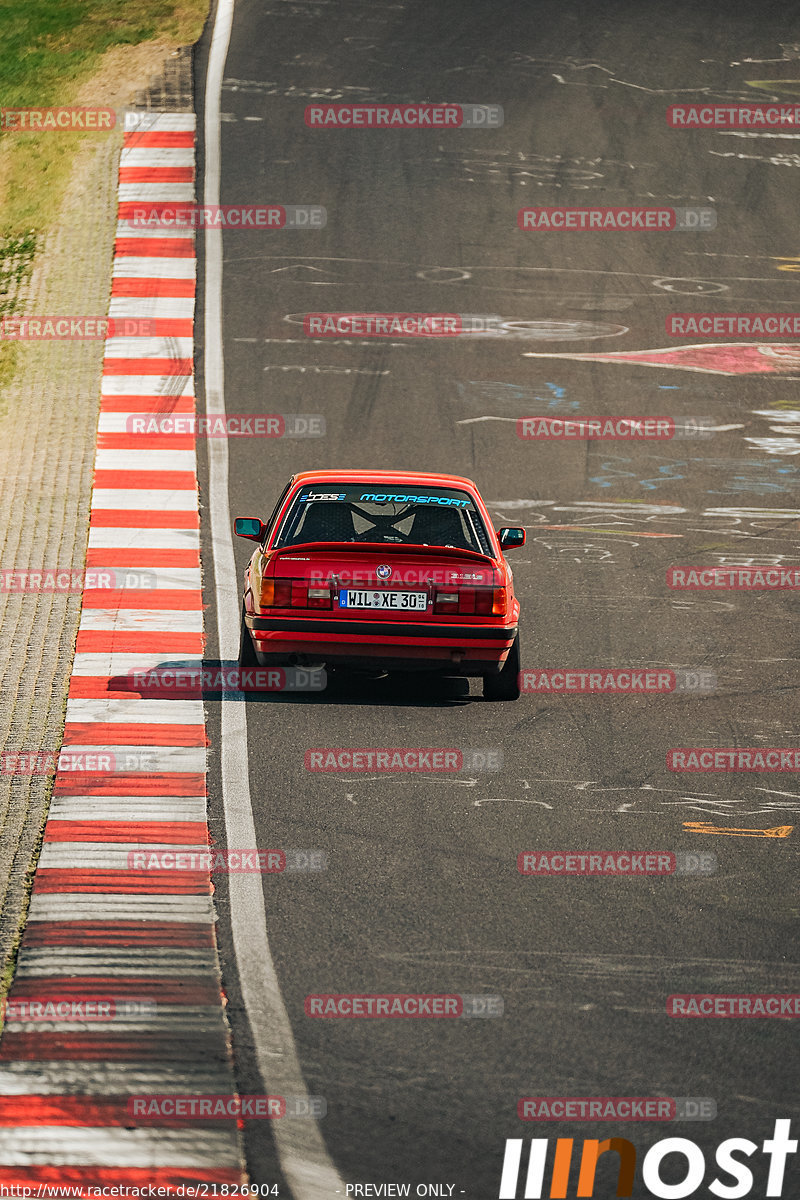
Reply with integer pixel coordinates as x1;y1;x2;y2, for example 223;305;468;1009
194;1;800;1193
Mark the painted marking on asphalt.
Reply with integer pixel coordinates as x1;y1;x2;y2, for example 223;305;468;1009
746;80;800;94
118;183;196;202
90;489;199;510
112;276;197;297
0;1062;232;1092
120;147;196;167
25;895;217;922
48;797;208;821
113;256;196;278
114;239;196;260
95;448;197;471
77;611;204;634
100;373;194;393
110;295;196;318
0;1127;239;1167
38;847;210;871
682;822;793;838
536;525;683;537
523;343;800;375
103;337;195;357
116;221;196;238
99;397;197;415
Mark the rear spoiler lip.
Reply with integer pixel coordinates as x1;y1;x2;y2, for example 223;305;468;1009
269;540;496;565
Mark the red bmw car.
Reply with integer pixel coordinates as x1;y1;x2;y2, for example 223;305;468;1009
235;470;525;699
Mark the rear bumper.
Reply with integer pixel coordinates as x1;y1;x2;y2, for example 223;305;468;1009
245;613;518;675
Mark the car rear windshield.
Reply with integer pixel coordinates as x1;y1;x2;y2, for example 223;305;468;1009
274;484;493;554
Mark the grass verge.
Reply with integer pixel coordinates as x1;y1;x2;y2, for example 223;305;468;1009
0;0;207;375
1;0;207;235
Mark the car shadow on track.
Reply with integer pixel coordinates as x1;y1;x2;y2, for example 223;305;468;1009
281;668;474;707
107;661;475;707
241;667;474;707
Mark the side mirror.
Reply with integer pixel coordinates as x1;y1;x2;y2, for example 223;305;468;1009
498;527;526;550
234;517;266;542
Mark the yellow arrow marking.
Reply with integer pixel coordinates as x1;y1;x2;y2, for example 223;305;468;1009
538;525;682;538
746;80;800;95
683;821;793;838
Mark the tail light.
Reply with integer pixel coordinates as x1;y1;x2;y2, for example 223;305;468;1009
307;586;332;609
491;586;507;615
259;578;332;609
433;587;506;615
433;590;459;614
260;579;291;607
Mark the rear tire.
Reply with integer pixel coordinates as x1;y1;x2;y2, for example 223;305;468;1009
483;634;521;701
238;605;258;667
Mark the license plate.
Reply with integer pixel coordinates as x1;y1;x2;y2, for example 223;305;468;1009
339;589;428;611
